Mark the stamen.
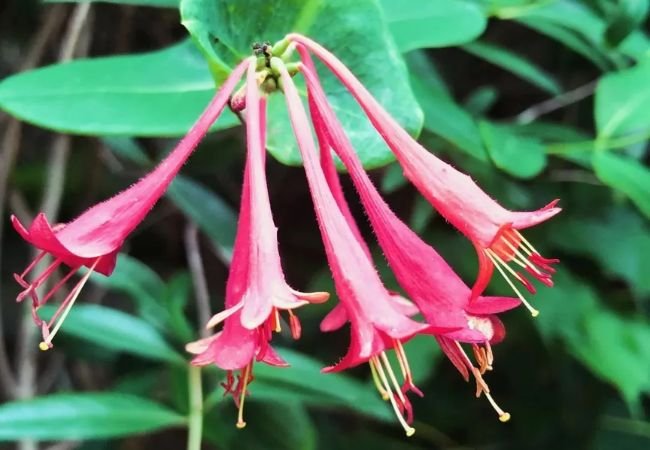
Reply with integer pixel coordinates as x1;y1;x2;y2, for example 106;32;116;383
485;342;494;367
379;352;407;406
394;340;423;396
371;356;415;437
288;310;301;340
19;251;47;279
236;364;252;429
472;344;489;374
273;308;281;333
40;267;78;305
485;250;539;317
39;258;99;350
369;359;390;400
454;342;510;422
512;230;539;255
485;391;511;423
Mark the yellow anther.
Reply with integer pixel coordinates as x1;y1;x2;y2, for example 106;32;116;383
499;412;511;423
39;342;50;351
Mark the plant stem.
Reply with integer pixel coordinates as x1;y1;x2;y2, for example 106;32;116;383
187;365;204;450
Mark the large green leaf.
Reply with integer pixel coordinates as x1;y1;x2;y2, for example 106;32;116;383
0;40;238;136
410;73;487;161
548;209;650;299
593;151;650;218
479;120;547;178
88;253;168;328
604;0;650;48
181;0;423;169
511;0;650;62
39;304;184;364
167;175;237;263
595;59;650;139
44;0;178;6
380;0;486;51
535;271;650;406
250;348;392;421
462;41;561;94
0;393;184;441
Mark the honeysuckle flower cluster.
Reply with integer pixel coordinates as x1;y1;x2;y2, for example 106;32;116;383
12;35;560;435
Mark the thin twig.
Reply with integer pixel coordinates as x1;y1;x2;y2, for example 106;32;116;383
184;223;212;336
514;80;598;124
0;5;67;400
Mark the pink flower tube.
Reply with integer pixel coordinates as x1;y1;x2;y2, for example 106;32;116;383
13;58;251;349
288;33;560;317
300;53;513;422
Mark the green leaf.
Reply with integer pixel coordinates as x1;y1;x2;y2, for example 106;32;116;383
548;209;650;299
162;272;195;342
512;0;650;62
225;403;317;450
89;253;167;327
39;304;184;364
576;311;650;406
44;0;179;6
593;151;650;218
462;41;561;95
410;75;487;161
102;137;151;166
517;17;612;70
181;0;423;169
380;0;487;51
535;270;650;406
479;121;547;178
0;40;238;136
0;393;184;441
596;59;650;139
252;348;392;421
167;174;237;263
604;0;650;48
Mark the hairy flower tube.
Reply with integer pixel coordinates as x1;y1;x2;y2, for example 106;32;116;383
274;56;457;436
187;59;328;428
11;58;251;350
288;33;561;317
299;52;516;421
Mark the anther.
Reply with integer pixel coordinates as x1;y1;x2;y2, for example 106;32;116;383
371;356;415;437
486;250;539;317
236;364;252;429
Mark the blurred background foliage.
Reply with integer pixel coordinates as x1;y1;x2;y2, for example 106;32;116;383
0;0;649;449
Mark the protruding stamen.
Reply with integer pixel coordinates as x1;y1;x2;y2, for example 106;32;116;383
485;342;494;367
273;308;281;333
394;340;423;396
369;359;390;401
380;352;407;406
236;364;252;429
455;341;510;422
40;258;99;349
486;250;539;317
40;267;78;306
485;391;511;423
512;229;539;256
288;310;301;340
19;251;47;279
371;356;415;437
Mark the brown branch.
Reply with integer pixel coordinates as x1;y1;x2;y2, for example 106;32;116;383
184;223;212;337
0;5;67;400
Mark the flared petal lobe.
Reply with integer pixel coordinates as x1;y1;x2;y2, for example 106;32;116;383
13;59;251;349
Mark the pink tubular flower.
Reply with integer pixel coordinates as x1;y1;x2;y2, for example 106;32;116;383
186;60;328;429
288;33;561;317
299;52;515;422
12;59;251;350
274;56;447;436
